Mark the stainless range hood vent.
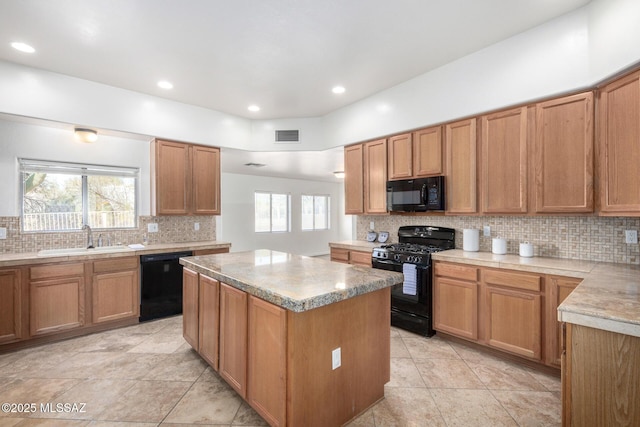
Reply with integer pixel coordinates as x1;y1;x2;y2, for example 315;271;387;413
275;129;299;143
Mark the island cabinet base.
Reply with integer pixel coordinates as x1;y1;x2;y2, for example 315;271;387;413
286;287;391;427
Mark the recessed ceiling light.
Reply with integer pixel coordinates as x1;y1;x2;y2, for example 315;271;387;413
11;42;35;53
248;105;260;112
332;86;346;94
157;80;173;89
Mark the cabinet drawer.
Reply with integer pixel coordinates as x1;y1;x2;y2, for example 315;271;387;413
330;248;349;263
482;269;541;292
93;257;138;273
194;248;229;256
350;250;372;267
434;262;478;281
30;263;84;280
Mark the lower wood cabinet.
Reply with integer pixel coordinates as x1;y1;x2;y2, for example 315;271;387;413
0;268;23;344
433;263;478;340
547;276;580;367
219;282;248;398
182;267;199;349
92;257;139;324
198;274;220;369
330;248;372;267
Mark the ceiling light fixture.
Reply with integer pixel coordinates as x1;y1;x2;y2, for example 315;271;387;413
248;105;260;112
332;86;346;94
74;128;98;143
157;80;173;89
333;171;345;179
11;42;35;53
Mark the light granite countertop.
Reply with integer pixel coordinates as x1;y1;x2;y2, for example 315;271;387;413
0;241;232;267
180;249;404;312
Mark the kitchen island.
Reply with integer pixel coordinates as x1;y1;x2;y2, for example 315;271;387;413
179;249;403;427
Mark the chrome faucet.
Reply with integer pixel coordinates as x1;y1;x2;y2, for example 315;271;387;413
82;224;94;249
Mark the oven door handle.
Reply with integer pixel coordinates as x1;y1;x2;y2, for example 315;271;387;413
373;259;398;267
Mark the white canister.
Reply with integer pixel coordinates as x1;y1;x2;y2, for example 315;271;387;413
492;238;507;255
463;229;480;252
519;242;534;257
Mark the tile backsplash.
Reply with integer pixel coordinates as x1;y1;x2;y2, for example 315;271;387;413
358;215;640;265
0;216;216;254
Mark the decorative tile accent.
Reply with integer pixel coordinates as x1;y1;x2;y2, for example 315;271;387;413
358;215;640;265
0;215;216;254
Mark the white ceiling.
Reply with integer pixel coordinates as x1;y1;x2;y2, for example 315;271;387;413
0;0;592;182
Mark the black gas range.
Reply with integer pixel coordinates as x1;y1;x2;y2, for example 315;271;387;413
372;226;455;336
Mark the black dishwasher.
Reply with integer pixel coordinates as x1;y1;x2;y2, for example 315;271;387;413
139;251;193;322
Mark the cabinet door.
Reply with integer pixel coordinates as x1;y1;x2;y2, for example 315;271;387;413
484;286;541;360
30;277;85;336
92;270;138;323
433;277;478;340
0;269;22;343
481;107;528;213
182;267;199;349
387;133;413;180
413;126;443;177
363;139;388;214
349;250;372;267
330;248;349;264
153;139;190;215
219;283;248;398
192;145;221;215
445;118;477;213
535;92;594;213
199;275;220;370
546;276;580;367
247;296;286;427
598;70;640;215
344;144;364;214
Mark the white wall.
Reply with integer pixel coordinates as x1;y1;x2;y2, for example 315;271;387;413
0;119;151;217
218;172;350;255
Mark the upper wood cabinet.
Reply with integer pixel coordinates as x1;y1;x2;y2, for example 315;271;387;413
535;92;594;213
363;139;388;214
445;118;477;214
344;144;364;214
597;70;640;216
387;133;413;180
151;139;221;216
413;126;443;177
0;268;22;344
481;107;528;214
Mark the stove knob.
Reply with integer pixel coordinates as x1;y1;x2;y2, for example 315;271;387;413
394;254;401;262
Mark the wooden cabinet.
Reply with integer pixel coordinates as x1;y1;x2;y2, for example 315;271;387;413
481;107;528;214
193;247;229;256
29;263;85;336
363;138;388;214
247;295;287;427
182;267;199;349
387;133;413;180
0;268;22;344
433;262;478;340
329;248;372;267
151;139;221;216
92;256;138;324
445;118;477;214
344;144;364;214
546;276;580;367
413;126;443;177
219;282;248;398
535;92;594;213
199;274;220;369
597;70;640;215
563;323;640;426
482;269;542;360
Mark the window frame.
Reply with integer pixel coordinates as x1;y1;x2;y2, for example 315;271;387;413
254;191;291;233
19;158;139;233
301;194;331;231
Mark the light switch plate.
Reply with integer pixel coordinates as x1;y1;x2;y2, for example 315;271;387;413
147;223;159;233
0;227;6;239
483;226;491;237
194;222;200;231
625;230;638;244
332;347;341;370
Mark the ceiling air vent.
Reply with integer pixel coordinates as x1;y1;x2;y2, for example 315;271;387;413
275;129;299;143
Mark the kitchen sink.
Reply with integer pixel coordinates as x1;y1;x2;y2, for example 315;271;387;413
38;245;133;257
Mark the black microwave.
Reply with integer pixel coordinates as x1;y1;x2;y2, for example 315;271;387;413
387;176;445;212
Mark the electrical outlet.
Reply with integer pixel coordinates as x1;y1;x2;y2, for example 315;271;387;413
332;347;341;370
147;223;159;233
483;226;491;237
625;230;638;244
0;227;6;239
194;222;200;231
370;221;375;230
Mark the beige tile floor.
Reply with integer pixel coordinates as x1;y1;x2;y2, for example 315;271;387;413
0;316;561;427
